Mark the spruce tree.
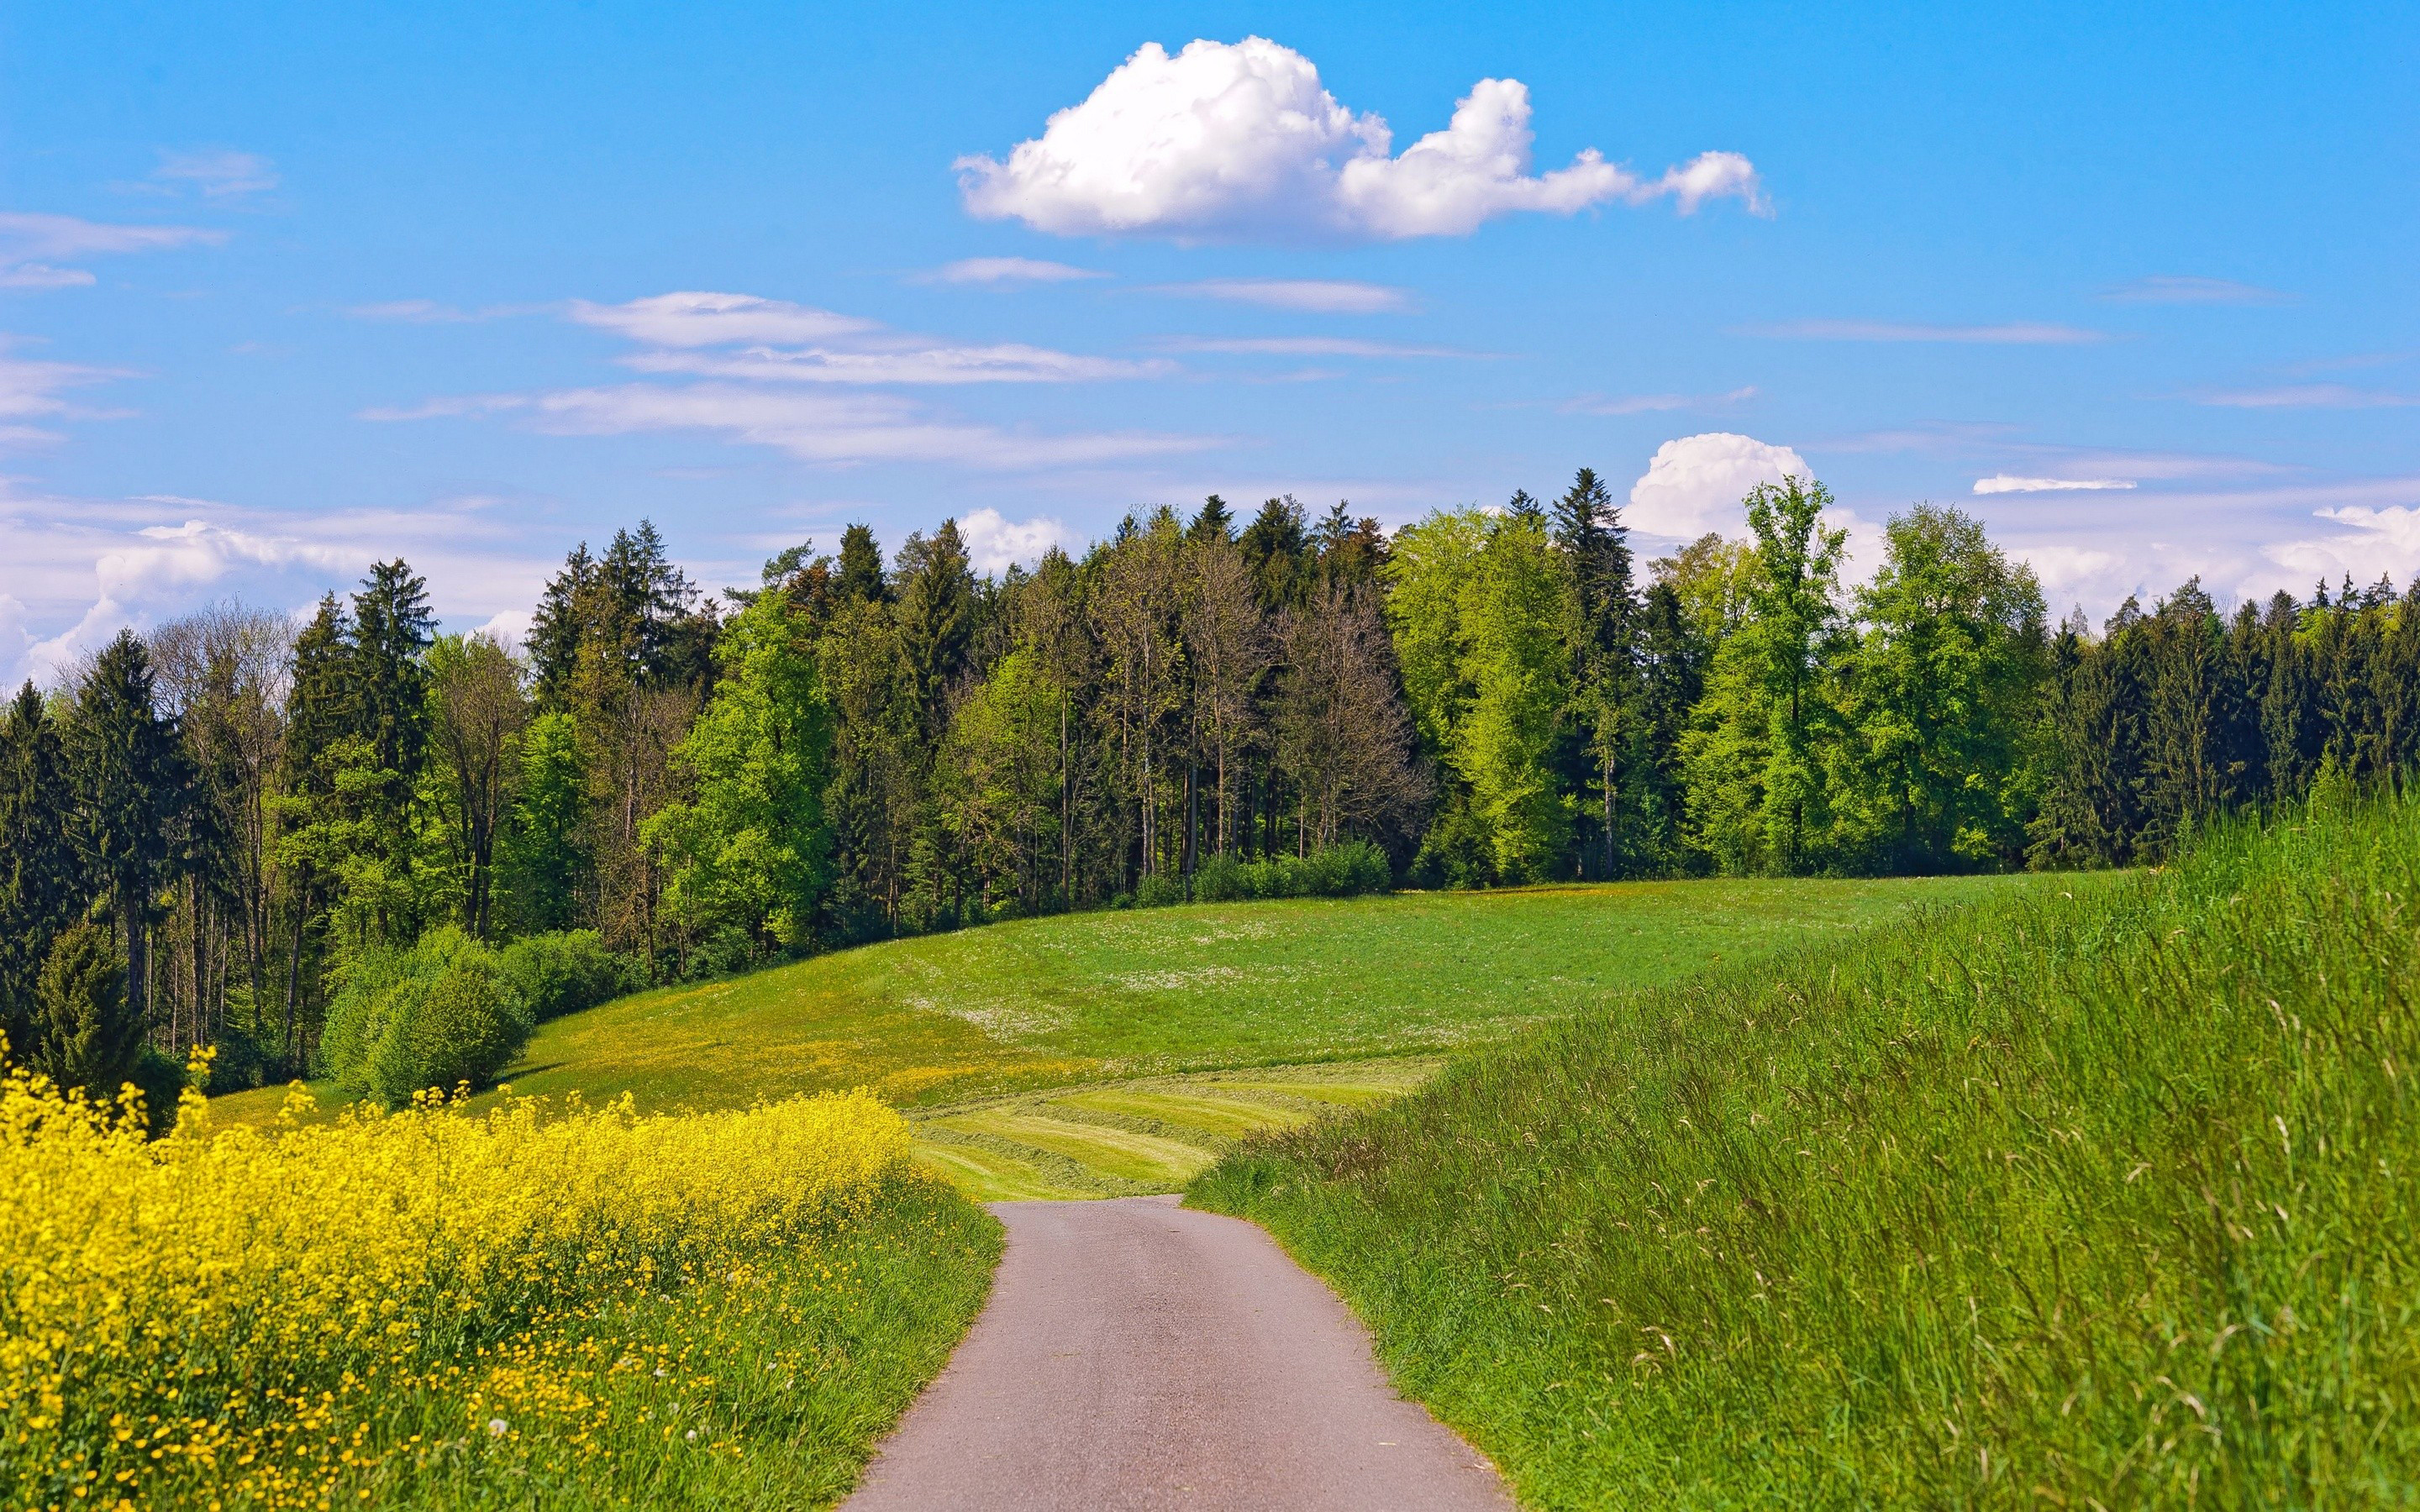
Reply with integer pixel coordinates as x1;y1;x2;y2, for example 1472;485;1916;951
66;632;191;1021
896;521;976;742
29;919;143;1096
836;522;889;605
0;683;78;1061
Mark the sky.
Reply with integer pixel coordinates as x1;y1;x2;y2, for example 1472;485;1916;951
2;0;2414;685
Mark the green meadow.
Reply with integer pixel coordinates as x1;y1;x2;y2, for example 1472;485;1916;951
1193;793;2420;1507
218;874;2028;1195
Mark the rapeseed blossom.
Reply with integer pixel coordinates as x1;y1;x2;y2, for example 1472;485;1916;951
0;1051;912;1509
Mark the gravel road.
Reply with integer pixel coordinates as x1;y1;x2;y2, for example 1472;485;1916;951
844;1194;1512;1511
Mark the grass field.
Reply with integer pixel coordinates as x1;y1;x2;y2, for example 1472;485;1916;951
1192;795;2420;1507
214;876;2030;1200
223;874;2027;1125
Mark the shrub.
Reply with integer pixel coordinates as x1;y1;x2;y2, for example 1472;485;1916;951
1134;870;1187;908
28;920;143;1097
321;928;534;1107
497;928;636;1022
1157;841;1393;906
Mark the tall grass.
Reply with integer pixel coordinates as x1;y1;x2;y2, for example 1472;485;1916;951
1194;790;2420;1506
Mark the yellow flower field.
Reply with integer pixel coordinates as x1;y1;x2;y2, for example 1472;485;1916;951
1;1053;992;1510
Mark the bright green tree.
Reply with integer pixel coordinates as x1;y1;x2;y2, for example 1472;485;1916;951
1841;503;2046;870
1681;477;1849;874
647;589;837;953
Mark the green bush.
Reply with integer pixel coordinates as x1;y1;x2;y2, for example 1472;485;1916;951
1133;871;1188;908
1182;841;1393;905
497;929;637;1022
321;928;534;1107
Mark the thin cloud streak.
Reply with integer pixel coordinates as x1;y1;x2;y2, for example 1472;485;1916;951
1742;319;2105;344
2100;274;2290;305
1160;335;1475;359
1150;278;1413;313
2196;384;2417;409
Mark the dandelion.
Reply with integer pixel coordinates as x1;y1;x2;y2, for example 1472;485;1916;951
487;1420;508;1438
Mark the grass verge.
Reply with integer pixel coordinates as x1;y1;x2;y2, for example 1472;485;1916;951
1192;794;2420;1507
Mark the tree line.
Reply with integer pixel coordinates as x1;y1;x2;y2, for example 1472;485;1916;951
5;476;2415;1098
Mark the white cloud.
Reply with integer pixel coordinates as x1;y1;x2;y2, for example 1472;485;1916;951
2102;275;2288;305
568;292;877;348
1627;432;1810;538
1973;475;2137;494
0;212;222;289
957;38;1764;241
925;257;1105;285
2196;384;2416;409
1153;278;1412;312
2268;503;2420;586
957;507;1081;574
151;150;280;198
1162;335;1470;358
1744;319;2104;344
0;488;561;688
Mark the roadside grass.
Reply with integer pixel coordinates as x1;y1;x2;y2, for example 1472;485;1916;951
218;874;2031;1137
368;1176;998;1510
1192;793;2420;1507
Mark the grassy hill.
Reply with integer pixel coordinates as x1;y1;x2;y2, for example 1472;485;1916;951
1192;793;2420;1507
218;874;2025;1197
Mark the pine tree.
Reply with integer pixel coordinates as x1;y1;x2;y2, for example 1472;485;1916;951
897;521;976;743
0;683;78;1061
1551;467;1638;877
66;631;192;1022
29;919;143;1096
1240;496;1311;612
1187;495;1235;546
836;523;889;605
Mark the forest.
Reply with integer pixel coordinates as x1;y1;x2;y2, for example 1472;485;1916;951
4;469;2417;1100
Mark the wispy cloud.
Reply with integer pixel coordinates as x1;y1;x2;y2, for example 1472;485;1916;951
150;150;281;199
624;344;1170;385
921;257;1105;285
1150;278;1413;314
567;292;876;347
0;212;223;289
2196;384;2417;409
1560;386;1757;416
2101;274;2289;305
1160;335;1472;359
0;344;136;449
513;383;1211;469
1741;319;2105;344
1973;475;2137;494
345;299;543;324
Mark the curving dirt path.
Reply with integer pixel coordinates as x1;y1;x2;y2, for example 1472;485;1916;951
844;1194;1512;1511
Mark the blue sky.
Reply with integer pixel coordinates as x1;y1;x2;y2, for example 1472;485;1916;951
3;0;2413;681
